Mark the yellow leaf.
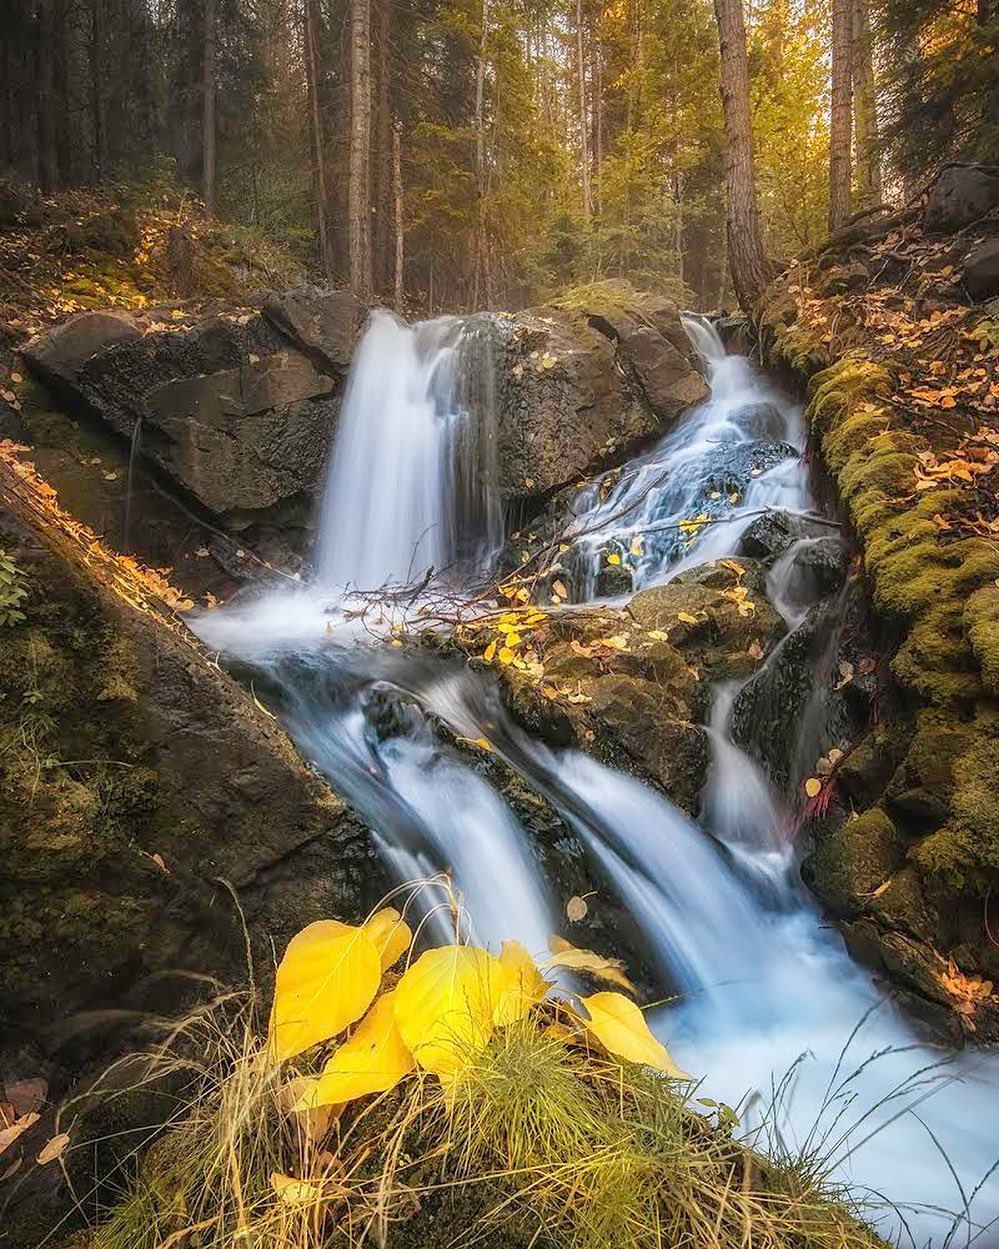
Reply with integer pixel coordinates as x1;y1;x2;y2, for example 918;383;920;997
566;895;588;922
577;992;690;1079
505;632;523;646
542;685;559;700
492;941;548;1025
36;1133;70;1166
544;938;636;994
0;1112;39;1157
268;921;382;1062
552;579;569;599
483;640;497;662
393;946;502;1077
606;553;621;566
471;736;493;752
677;612;698;625
646;629;669;642
629;537;644;557
270;1172;325;1206
498;647;515;665
294;991;415;1109
804;778;822;798
363;908;412;971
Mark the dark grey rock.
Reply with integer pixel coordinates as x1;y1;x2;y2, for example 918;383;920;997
262;286;366;371
963;236;999;301
924;164;999;233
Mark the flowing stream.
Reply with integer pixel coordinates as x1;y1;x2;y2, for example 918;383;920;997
194;310;999;1246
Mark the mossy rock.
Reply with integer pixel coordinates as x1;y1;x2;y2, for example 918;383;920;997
802;806;904;917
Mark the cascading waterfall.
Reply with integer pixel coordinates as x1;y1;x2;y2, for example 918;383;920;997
194;309;999;1246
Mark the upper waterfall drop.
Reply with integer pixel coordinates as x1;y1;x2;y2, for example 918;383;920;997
315;309;503;595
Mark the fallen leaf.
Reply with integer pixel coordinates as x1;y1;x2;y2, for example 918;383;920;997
483;640;497;662
606;553;621;566
36;1133;70;1166
552;579;568;599
270;1171;325;1206
393;946;502;1077
566;895;588;922
545;937;635;994
0;1112;39;1157
804;778;822;798
294;991;414;1109
677;612;698;625
577;992;689;1079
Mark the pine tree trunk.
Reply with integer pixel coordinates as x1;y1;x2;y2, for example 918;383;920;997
576;0;591;223
374;0;393;294
851;0;880;207
348;0;372;299
393;119;404;311
473;0;490;307
829;0;853;231
89;0;106;180
713;0;770;311
52;0;72;186
35;0;58;193
202;0;216;213
304;0;333;277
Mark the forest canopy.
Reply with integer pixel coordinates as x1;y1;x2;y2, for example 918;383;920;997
2;0;997;313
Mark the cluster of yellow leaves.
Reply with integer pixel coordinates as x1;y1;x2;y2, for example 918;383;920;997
938;959;994;1030
913;446;998;491
678;513;712;545
268;911;689;1121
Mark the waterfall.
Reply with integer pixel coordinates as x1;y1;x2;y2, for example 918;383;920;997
193;308;999;1246
316;310;502;593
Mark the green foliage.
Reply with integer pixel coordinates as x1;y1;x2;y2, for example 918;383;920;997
0;549;28;627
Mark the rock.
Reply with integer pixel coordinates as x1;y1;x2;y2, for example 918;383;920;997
802;806;904;917
20;293;358;543
21;309;142;389
0;480;387;1242
962;236;999;301
738;510;833;563
731;401;786;441
499;286;709;500
627;560;785;680
816;260;870;295
770;535;850;607
262;286;367;371
923;164;999;233
714;316;752;354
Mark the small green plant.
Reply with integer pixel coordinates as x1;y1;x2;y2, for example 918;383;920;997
0;548;28;627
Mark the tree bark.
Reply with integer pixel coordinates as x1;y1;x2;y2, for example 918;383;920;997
202;0;217;213
35;0;58;193
576;0;591;223
851;0;880;207
473;0;490;306
348;0;372;299
829;0;853;231
304;0;333;278
89;0;106;180
713;0;770;311
373;0;393;294
393;118;404;311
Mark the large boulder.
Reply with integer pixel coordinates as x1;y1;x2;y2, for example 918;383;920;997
0;470;385;1243
497;285;709;500
21;289;368;542
923;164;999;233
962;236;999;301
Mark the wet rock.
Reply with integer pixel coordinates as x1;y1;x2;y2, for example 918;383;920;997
884;711;974;833
714;315;752;354
774;535;851;605
701;439;798;498
738;510;834;564
962;236;999;301
499;285;708;501
628;560;784;680
837;721;915;811
731;401;785;441
923;164;999;233
802;806;904;917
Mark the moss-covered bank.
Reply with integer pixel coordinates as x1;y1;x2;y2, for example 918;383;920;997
760;184;999;1038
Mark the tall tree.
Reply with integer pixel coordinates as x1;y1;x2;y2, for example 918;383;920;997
348;0;372;299
713;0;770;310
576;0;591;223
202;0;217;212
851;0;880;206
828;0;853;231
304;0;333;276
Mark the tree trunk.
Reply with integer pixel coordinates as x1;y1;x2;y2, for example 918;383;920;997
594;32;603;218
52;0;72;186
851;0;880;207
373;0;393;294
829;0;853;231
473;0;490;306
576;0;591;223
348;0;372;300
304;0;333;278
35;0;58;193
393;118;404;311
202;0;216;213
89;0;106;180
713;0;770;311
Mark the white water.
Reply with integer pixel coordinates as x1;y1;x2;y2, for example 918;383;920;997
194;310;999;1246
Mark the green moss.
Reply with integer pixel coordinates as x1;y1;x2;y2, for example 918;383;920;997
966;581;999;696
803;806;903;917
910;825;982;895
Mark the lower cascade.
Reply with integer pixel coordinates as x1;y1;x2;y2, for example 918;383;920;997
194;312;999;1246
